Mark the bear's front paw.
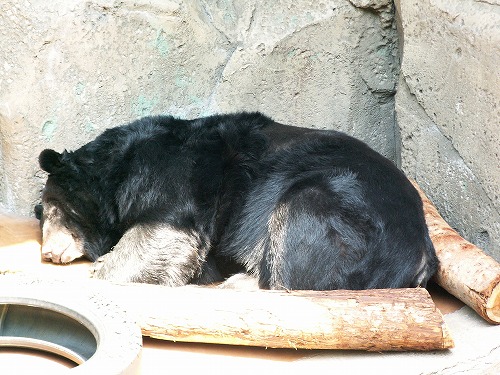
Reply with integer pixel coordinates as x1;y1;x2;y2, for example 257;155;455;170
89;254;113;280
89;252;137;283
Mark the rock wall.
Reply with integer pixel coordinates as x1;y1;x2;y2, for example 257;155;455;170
395;0;500;259
0;0;398;216
1;0;498;260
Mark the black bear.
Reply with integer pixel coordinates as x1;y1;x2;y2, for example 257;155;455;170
37;112;438;289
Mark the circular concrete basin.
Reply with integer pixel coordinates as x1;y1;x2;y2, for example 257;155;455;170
0;299;97;365
0;277;142;374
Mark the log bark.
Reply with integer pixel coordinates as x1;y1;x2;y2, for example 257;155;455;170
411;181;500;324
108;284;453;351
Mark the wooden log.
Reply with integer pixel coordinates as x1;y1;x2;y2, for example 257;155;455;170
108;283;453;351
411;180;500;324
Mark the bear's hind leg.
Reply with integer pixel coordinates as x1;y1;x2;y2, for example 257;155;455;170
263;173;374;290
90;222;205;286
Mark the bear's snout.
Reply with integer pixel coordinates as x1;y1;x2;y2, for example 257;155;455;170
41;239;84;264
41;221;84;264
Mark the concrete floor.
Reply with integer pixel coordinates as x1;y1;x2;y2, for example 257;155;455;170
1;211;499;374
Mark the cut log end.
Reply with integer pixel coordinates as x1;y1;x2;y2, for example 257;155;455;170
441;323;455;350
486;283;500;324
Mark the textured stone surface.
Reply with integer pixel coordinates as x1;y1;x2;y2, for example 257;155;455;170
395;0;500;259
0;0;398;215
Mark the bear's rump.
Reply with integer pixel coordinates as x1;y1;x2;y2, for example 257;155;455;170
219;160;429;290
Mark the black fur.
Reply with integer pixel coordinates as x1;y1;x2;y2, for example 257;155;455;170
38;112;438;289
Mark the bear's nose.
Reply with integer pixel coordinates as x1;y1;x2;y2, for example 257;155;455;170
41;250;52;261
41;249;62;263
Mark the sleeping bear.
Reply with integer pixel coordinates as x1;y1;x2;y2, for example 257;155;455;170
37;112;438;290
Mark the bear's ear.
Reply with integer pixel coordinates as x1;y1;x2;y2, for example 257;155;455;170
34;204;43;220
39;149;64;173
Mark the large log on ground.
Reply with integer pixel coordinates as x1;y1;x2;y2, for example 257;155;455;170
109;284;453;351
0;273;453;351
411;181;500;324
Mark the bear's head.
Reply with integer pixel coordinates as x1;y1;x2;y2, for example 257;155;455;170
38;149;118;263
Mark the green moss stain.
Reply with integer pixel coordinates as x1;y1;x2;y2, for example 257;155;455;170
84;120;98;133
42;120;57;141
133;95;159;117
286;49;298;59
175;74;190;88
154;29;170;57
188;95;202;106
75;82;85;96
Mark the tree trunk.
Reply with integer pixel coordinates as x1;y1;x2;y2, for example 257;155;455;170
411;180;500;324
108;284;453;351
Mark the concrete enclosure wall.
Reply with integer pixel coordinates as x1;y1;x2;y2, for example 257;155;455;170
0;0;399;212
395;0;500;259
0;0;498;260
